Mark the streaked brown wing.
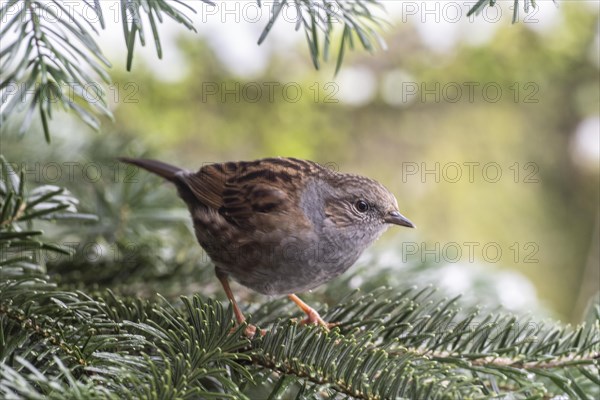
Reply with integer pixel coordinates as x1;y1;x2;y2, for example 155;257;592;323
178;164;227;210
221;182;288;221
177;158;317;227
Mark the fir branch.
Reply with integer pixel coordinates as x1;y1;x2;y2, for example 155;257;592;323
405;349;600;371
249;322;481;399
0;302;87;366
245;288;599;399
119;0;207;71
1;0;112;142
0;356;116;400
1;1;558;141
467;0;554;23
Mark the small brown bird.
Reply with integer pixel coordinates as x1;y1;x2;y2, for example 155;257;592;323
119;157;414;336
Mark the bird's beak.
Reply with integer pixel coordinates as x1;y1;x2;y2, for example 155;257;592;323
385;211;415;228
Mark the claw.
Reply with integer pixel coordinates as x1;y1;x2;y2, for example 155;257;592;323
229;323;267;338
244;324;267;338
288;294;338;331
297;308;338;330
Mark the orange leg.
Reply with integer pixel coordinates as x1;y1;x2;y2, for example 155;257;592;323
288;294;337;330
216;270;264;338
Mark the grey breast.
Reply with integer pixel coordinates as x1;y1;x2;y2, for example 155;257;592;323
249;177;364;295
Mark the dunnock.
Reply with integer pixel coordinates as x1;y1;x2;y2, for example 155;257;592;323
119;157;414;336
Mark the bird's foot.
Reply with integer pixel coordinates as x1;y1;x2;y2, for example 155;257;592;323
296;307;339;331
245;324;267;338
230;324;267;338
287;294;338;331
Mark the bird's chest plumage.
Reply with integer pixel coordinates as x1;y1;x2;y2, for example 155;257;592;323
190;204;364;295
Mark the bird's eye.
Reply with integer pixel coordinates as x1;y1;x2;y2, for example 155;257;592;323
355;200;369;213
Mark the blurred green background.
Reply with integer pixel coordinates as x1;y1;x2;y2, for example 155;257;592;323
3;1;599;322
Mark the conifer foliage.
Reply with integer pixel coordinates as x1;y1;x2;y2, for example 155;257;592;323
2;0;536;141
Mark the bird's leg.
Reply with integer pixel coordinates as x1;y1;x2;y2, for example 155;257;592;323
216;271;246;325
288;294;337;330
216;270;264;338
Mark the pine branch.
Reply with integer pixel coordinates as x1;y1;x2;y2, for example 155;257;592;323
2;276;598;399
119;0;206;70
244;288;599;399
250;322;482;399
0;155;97;271
410;349;600;371
467;0;552;23
257;0;388;74
1;0;112;142
0;301;87;366
0;356;116;399
1;1;558;141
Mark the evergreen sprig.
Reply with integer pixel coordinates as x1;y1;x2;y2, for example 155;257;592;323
467;0;552;23
256;0;388;74
118;0;207;71
1;1;552;142
0;0;382;142
0;155;97;269
244;287;599;399
0;0;112;142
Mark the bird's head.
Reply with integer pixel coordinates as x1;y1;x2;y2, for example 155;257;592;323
322;173;414;245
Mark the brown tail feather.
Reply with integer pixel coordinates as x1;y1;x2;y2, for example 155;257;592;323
118;157;184;182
